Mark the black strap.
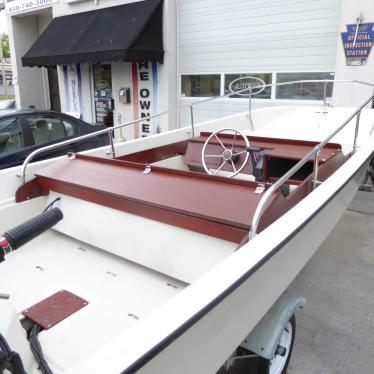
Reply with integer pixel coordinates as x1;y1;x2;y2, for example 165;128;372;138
0;334;25;374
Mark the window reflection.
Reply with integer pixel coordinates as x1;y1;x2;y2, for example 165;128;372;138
276;73;334;100
181;75;221;97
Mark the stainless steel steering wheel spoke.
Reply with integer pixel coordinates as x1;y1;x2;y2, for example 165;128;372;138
204;154;223;158
213;160;227;176
233;150;247;156
230;160;237;173
231;131;238;151
214;135;226;150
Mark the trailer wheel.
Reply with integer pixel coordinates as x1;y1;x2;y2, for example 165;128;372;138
258;315;296;374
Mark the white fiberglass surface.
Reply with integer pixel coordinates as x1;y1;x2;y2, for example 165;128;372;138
0;230;186;372
50;193;237;284
248;107;374;154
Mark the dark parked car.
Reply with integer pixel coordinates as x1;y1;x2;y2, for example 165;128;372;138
0;109;109;169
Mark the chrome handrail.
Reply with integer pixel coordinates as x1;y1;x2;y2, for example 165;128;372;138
19;109;171;183
188;79;374;106
188;79;374;131
19;79;374;183
249;92;374;239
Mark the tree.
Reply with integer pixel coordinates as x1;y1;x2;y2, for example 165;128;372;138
1;34;10;58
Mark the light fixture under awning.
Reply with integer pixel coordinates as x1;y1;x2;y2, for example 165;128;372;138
22;0;164;67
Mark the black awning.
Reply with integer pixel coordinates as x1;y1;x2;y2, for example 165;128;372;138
22;0;164;67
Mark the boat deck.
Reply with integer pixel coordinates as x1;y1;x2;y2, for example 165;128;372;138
0;229;185;371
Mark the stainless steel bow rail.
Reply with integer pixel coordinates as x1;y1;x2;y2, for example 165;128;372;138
188;79;374;131
249;91;374;239
18;109;171;183
19;79;374;183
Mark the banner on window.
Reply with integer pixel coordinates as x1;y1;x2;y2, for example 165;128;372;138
63;64;83;119
132;62;160;138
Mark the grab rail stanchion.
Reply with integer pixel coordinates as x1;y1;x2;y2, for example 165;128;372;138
312;150;321;190
353;111;361;153
108;130;116;158
248;88;254;131
190;104;195;138
323;82;328;112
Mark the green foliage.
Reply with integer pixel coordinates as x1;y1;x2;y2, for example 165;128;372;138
0;95;15;100
1;34;10;58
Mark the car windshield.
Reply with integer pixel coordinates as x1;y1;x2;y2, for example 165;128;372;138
0;100;15;110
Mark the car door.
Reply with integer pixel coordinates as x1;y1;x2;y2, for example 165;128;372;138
0;115;28;169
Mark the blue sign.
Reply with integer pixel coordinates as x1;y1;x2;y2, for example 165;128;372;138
341;23;374;66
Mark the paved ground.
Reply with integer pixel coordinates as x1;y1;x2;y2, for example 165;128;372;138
288;191;374;374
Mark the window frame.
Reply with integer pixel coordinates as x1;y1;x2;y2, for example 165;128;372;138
180;71;335;103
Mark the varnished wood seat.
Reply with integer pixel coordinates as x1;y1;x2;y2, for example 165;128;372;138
16;135;347;243
22;154;278;242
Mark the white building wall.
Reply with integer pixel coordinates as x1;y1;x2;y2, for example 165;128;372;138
178;0;342;126
8;10;52;109
333;0;374;107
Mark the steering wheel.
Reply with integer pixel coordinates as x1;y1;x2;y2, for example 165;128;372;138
201;128;250;177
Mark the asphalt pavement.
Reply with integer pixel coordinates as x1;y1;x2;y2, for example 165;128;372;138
288;191;374;374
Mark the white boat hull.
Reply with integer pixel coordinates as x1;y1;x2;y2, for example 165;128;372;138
135;161;370;374
0;104;373;374
66;144;373;374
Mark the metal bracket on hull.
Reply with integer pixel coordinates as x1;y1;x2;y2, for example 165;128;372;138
240;291;305;360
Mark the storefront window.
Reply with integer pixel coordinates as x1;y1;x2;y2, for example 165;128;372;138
181;75;221;97
224;73;272;99
93;64;114;126
276;72;334;100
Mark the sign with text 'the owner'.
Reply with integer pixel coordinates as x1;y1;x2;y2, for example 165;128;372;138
132;62;160;138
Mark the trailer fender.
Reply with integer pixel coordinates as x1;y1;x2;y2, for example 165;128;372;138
240;290;305;360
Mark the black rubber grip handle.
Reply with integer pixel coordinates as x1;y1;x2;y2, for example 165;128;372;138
3;208;63;250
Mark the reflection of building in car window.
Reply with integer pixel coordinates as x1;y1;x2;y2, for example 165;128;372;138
33;120;50;145
0;118;23;154
63;121;76;137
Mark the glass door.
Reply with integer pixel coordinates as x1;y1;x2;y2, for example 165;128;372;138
93;64;114;126
48;67;61;112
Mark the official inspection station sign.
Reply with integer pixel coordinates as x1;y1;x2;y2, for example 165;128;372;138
341;23;374;66
5;0;58;15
